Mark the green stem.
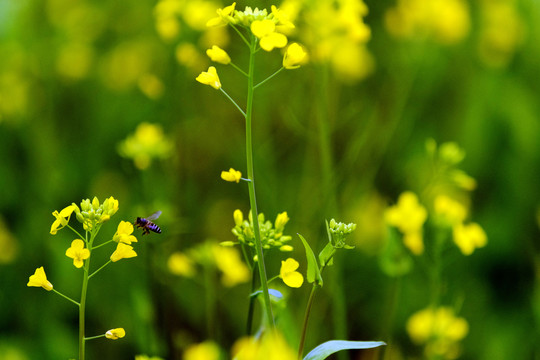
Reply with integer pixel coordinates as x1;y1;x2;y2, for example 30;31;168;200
52;288;80;307
245;34;274;330
298;285;318;360
253;67;284;90
79;249;90;360
84;334;105;341
91;239;114;250
88;260;112;280
220;88;246;118
230;23;250;47
67;224;86;242
246;268;258;335
230;61;249;77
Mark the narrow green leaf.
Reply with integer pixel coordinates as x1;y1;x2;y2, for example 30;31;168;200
298;233;323;286
318;242;334;267
303;340;386;360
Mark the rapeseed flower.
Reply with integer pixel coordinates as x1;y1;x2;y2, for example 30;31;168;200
110;243;137;262
250;20;287;51
407;307;468;359
283;43;307;69
385;192;427;255
221;168;242;183
280;258;304;288
212;245;250;287
452;222;487;256
105;328;126;340
27;267;53;291
113;221;138;245
434;195;467;226
168;251;196;277
206;45;231;64
183;341;220;360
50;205;76;235
196;66;221;89
231;210;293;250
232;331;296;360
65;239;90;268
206;2;236;27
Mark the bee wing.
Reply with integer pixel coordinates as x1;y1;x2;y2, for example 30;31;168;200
146;210;162;221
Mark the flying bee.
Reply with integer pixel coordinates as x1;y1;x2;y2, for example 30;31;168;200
135;211;162;235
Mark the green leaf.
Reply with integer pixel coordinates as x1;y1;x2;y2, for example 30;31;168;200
303;340;386;360
318;242;334;267
298;233;323;286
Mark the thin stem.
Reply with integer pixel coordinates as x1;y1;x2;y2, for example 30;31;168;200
88;260;112;280
220;88;247;118
52;288;80;307
67;224;86;242
246;268;257;335
91;239;114;250
245;34;275;330
79;248;90;360
298;285;318;360
84;334;105;341
230;61;249;77
254;67;284;90
230;24;250;47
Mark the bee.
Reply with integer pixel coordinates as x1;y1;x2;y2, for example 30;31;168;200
135;211;162;235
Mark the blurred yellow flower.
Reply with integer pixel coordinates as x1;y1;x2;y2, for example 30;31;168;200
0;216;18;264
110;243;137;262
206;45;231;64
407;307;468;359
452;222;487;255
232;331;296;360
196;66;222;89
168;252;196;277
113;221;138;245
50;205;77;235
221;168;242;183
280;258;304;288
118;122;174;170
207;2;236;27
138;73;164;100
27;267;53;291
434;195;467;226
105;328;126;340
212;245;250;287
65;239;90;268
183;341;220;360
274;212;289;231
385;192;427;254
283;42;307;69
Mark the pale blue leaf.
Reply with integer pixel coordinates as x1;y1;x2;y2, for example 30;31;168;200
303;340;386;360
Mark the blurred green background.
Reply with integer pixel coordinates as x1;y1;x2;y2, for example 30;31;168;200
1;0;539;359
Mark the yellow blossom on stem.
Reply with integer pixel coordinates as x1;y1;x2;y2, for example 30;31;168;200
275;211;289;231
113;221;138;244
168;252;196;277
27;267;53;291
212;245;250;287
280;258;304;288
206;45;231;64
251;20;287;51
105;328;126;340
221;168;242;183
65;239;90;268
196;66;222;89
233;209;244;226
50;205;76;235
452;222;487;255
110;243;137;262
283;43;307;69
183;341;220;360
434;195;467;226
385;191;427;254
206;2;236;27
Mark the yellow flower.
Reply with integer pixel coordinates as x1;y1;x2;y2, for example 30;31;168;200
280;258;304;288
196;66;222;89
212;245;250;287
168;252;196;277
251;20;288;51
118;123;174;170
206;2;237;27
183;341;220;360
206;45;231;64
65;239;90;268
110;243;137;262
233;209;244;226
221;168;242;183
385;191;427;254
50;205;76;235
283;43;307;69
434;195;467;226
105;328;126;340
113;221;138;244
452;222;487;255
274;212;290;231
232;331;296;360
27;267;53;291
407;307;468;359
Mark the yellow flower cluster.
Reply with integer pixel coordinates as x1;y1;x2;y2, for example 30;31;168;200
407;307;468;359
385;0;470;45
232;331;296;360
230;210;293;251
118;122;174;171
280;0;373;82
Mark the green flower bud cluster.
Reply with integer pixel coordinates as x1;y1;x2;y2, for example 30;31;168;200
230;209;293;251
328;218;357;249
73;196;119;231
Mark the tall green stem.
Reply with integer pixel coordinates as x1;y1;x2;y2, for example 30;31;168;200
245;34;274;330
79;247;90;360
298;285;318;359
